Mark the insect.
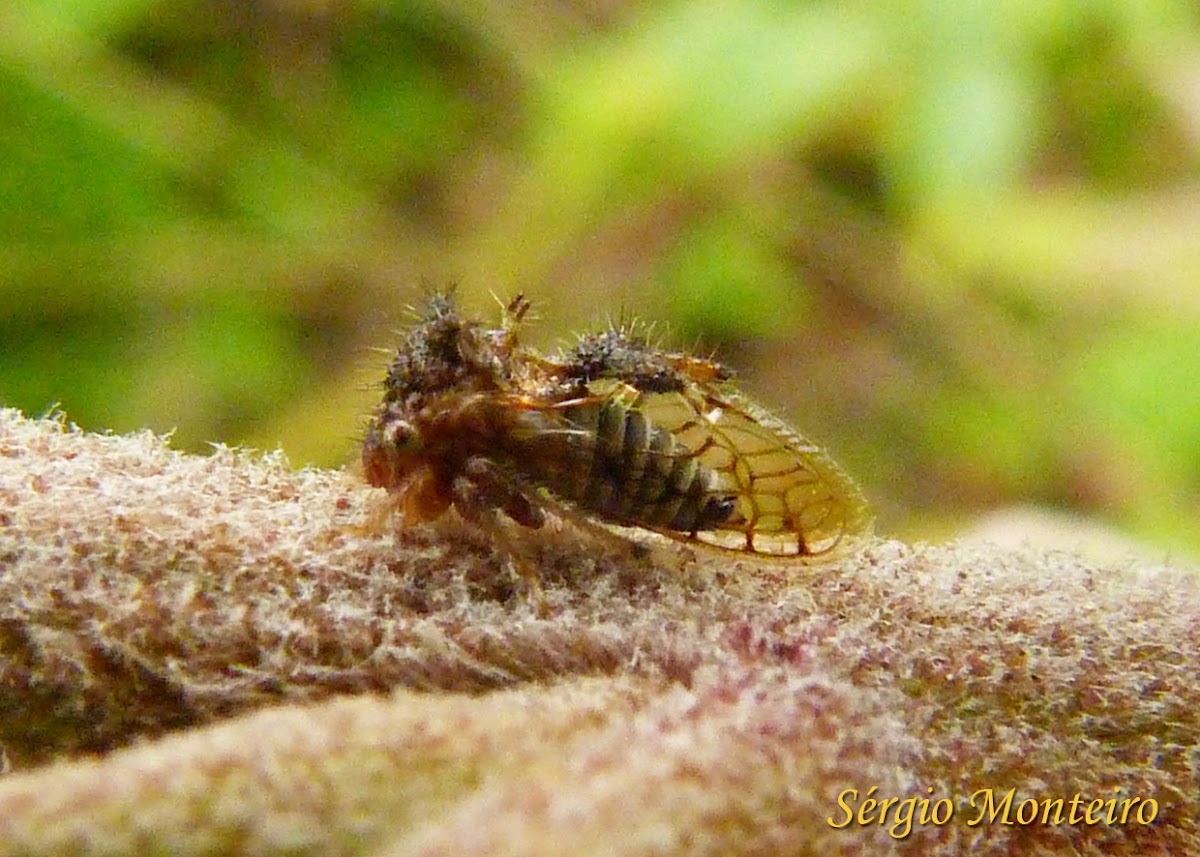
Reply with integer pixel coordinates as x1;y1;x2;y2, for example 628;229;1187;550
361;292;871;595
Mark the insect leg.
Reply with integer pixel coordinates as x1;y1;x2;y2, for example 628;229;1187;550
451;456;548;614
456;457;544;529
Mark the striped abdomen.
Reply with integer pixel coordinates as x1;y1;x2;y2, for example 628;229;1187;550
510;398;735;534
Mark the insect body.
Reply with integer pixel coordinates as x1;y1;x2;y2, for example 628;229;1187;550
362;293;870;572
498;383;737;535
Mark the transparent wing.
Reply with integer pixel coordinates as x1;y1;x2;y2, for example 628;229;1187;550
606;380;872;556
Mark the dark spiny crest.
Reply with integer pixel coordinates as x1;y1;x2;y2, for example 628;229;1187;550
382;292;511;404
562;330;682;393
561;325;732;394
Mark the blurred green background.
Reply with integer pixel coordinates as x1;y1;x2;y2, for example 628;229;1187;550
2;0;1198;558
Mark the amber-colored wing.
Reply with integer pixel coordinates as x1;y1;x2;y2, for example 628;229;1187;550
607;380;873;556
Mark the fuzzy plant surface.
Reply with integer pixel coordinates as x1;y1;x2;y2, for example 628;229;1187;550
0;409;1196;856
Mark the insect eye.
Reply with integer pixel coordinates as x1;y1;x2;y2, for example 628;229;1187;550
383;419;422;454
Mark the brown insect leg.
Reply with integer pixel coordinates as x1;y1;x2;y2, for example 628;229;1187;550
456;457;545;530
553;508;654;561
451;457;549;615
347;491;404;538
404;466;453;521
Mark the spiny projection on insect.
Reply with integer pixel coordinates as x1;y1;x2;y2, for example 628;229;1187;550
361;291;871;591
